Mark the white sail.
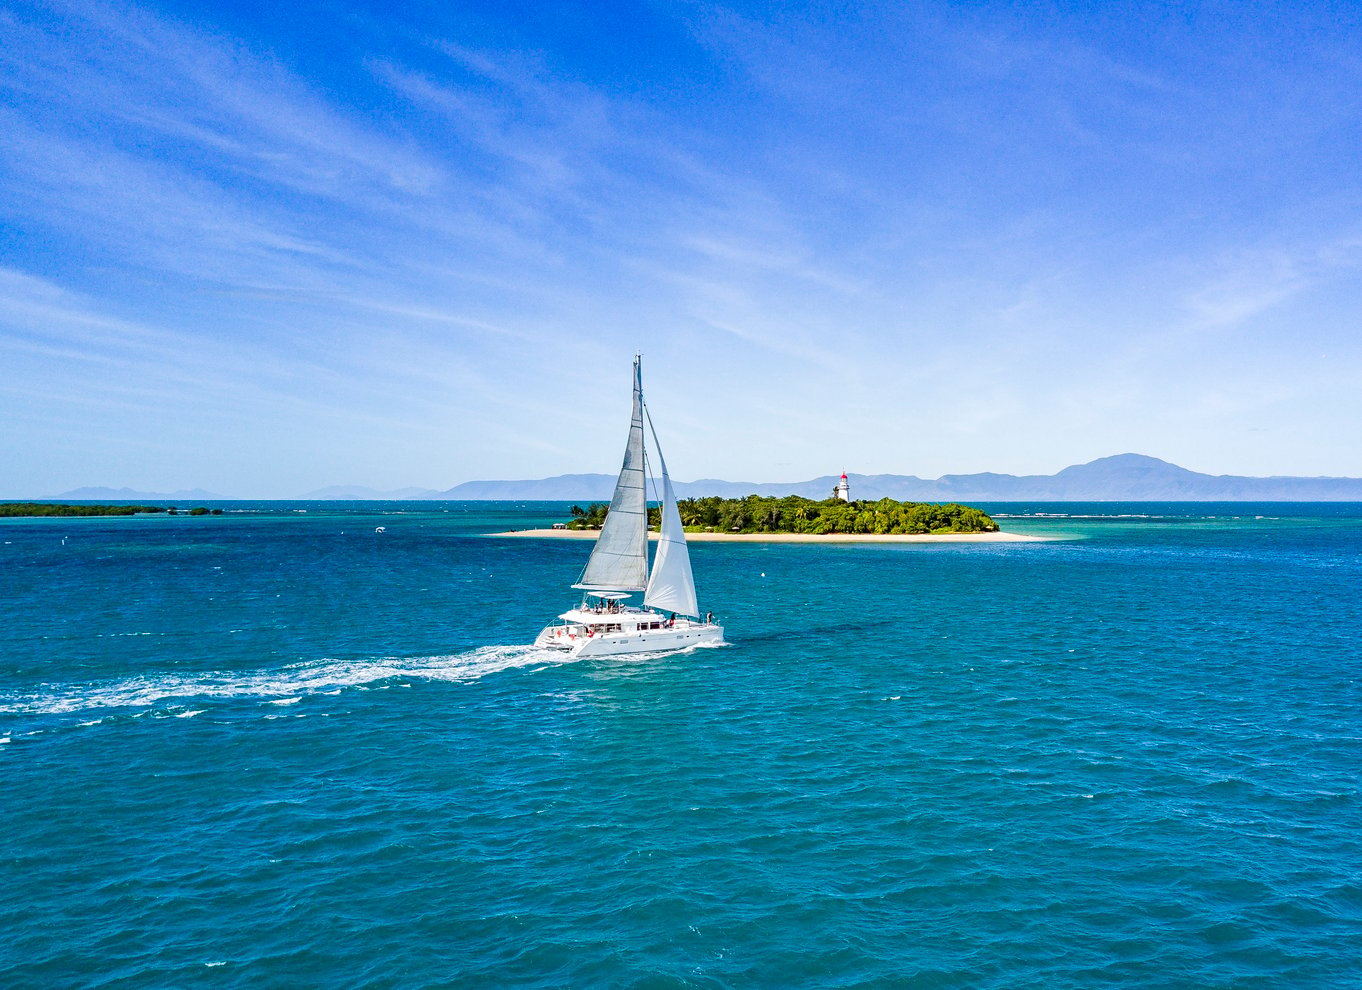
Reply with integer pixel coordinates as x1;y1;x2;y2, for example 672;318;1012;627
643;412;699;617
574;358;649;592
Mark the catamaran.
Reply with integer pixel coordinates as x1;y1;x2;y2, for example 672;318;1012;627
534;357;725;657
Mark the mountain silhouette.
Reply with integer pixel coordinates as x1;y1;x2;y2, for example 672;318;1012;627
436;454;1362;501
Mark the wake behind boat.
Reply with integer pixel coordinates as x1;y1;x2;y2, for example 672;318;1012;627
534;357;725;657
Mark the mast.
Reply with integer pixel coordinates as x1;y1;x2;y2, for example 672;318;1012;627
573;356;650;592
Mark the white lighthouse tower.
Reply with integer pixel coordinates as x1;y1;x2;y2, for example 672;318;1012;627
836;471;850;502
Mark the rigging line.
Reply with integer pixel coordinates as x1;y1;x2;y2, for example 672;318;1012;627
643;402;663;505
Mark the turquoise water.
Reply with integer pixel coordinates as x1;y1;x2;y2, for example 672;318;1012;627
3;502;1360;988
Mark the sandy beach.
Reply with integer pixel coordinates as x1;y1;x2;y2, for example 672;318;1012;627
488;528;1049;543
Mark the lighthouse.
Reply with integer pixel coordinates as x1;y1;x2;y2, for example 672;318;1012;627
836;471;850;502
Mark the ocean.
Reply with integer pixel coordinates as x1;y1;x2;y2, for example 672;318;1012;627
3;502;1360;988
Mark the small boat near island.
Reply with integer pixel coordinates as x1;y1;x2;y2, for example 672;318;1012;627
535;357;725;657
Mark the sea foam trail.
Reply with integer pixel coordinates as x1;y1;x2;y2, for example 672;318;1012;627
0;646;572;717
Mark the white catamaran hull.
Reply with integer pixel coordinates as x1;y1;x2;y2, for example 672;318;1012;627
535;617;724;657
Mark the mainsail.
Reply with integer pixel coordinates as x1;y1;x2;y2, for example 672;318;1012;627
643;411;699;617
573;358;649;592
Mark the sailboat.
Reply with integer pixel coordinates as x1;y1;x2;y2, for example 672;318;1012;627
534;357;725;657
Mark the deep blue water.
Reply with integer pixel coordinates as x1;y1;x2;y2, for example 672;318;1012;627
3;502;1361;988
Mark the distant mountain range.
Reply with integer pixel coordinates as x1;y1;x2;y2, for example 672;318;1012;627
51;486;230;501
35;455;1362;502
432;454;1362;501
300;485;436;500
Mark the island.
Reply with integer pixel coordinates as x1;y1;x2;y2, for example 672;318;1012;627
571;495;998;535
0;503;223;517
493;495;1044;543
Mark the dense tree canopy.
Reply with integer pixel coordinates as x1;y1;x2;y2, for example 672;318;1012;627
0;503;165;517
568;496;997;535
0;504;223;517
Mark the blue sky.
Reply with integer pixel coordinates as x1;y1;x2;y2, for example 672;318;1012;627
3;0;1360;496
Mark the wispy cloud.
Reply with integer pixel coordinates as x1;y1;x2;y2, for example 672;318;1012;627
4;0;441;199
0;117;364;283
4;1;1362;489
1183;233;1362;330
1184;251;1307;329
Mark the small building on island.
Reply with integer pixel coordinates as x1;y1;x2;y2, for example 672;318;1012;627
836;472;850;502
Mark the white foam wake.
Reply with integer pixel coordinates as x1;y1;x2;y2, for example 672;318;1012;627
0;645;572;717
